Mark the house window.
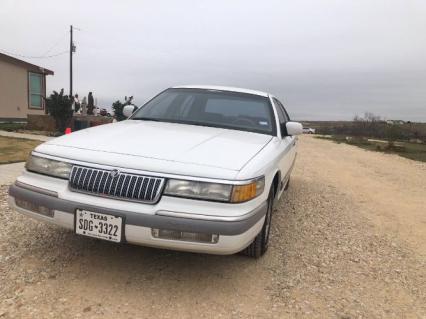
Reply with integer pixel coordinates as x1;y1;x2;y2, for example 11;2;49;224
29;72;43;109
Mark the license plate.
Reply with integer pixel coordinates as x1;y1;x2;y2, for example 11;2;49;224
75;210;123;243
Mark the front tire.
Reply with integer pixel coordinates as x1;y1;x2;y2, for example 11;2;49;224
284;177;290;191
241;185;275;258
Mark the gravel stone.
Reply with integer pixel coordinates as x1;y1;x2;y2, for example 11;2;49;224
0;136;425;318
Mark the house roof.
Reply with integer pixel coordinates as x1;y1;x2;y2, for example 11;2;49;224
0;52;54;75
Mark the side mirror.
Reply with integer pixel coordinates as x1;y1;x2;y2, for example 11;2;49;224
123;105;136;118
284;121;303;136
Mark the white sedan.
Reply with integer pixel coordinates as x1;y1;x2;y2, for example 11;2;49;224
303;127;316;134
8;85;302;258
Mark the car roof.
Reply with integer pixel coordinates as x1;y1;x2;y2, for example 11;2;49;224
171;85;270;97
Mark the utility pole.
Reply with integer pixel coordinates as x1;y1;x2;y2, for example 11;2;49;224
69;25;76;97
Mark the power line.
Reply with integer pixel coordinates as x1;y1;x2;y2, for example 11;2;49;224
41;31;69;56
0;49;69;59
1;28;75;59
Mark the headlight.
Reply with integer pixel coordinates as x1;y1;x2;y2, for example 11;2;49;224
164;177;265;203
164;179;232;202
26;155;72;179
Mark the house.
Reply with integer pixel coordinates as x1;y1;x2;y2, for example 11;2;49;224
386;119;406;125
0;52;54;122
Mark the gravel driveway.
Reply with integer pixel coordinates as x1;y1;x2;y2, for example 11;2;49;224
0;163;25;185
0;136;425;318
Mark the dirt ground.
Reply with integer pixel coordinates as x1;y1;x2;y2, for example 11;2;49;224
0;136;425;318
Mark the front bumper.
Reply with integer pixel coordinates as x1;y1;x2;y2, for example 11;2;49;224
8;180;267;255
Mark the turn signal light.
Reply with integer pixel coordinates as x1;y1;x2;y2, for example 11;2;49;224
231;183;256;203
15;198;54;217
231;177;265;203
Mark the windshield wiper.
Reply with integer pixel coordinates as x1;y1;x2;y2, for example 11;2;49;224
132;117;162;122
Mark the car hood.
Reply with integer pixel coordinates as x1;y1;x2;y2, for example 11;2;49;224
36;121;272;179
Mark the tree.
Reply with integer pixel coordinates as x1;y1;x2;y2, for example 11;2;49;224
386;123;401;145
112;96;136;121
352;112;382;137
112;100;126;121
45;89;74;133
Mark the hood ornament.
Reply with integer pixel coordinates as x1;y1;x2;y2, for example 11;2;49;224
109;169;120;179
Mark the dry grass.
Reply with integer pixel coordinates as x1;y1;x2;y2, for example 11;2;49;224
0;136;42;164
316;135;426;162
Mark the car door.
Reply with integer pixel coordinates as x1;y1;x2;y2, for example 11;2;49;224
272;97;296;191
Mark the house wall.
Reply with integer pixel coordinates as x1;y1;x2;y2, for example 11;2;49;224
0;59;45;121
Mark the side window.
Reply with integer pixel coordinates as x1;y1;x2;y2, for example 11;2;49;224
29;72;43;109
273;98;292;137
273;98;287;124
275;98;290;122
282;105;290;122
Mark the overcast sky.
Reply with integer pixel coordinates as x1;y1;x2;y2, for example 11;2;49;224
1;0;425;121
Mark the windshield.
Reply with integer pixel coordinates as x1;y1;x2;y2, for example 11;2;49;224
131;88;275;135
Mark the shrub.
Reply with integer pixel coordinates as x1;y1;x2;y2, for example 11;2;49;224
112;97;137;122
45;89;73;133
0;123;25;132
112;100;126;121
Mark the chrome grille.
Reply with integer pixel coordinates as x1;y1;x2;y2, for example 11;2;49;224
69;166;165;203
